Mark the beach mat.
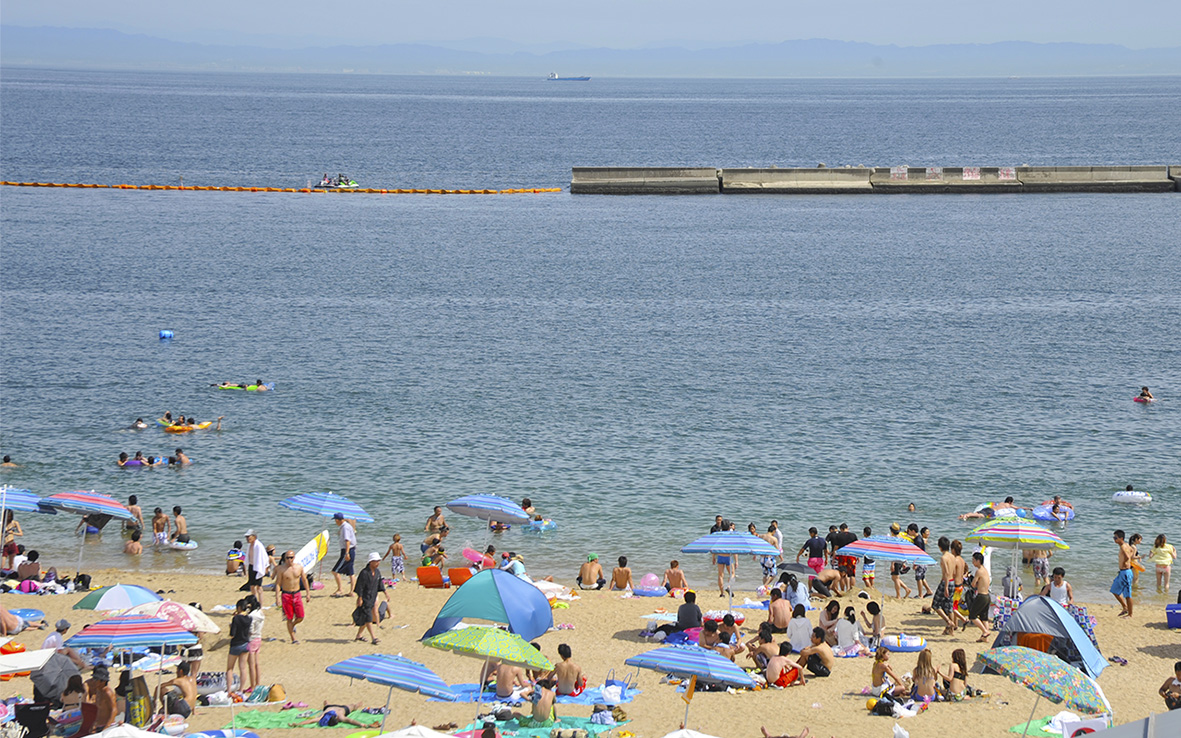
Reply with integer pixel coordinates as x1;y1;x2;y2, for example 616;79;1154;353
463;715;625;738
430;683;639;705
1008;716;1053;733
223;709;382;730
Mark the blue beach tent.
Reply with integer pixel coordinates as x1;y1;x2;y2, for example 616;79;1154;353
989;595;1106;678
420;568;553;642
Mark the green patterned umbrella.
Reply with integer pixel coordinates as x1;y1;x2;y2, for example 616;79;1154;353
976;646;1111;738
423;626;552;671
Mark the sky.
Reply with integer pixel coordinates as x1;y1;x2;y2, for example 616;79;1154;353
2;0;1178;50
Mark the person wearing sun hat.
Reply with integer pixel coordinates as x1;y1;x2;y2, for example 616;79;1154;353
577;553;606;590
352;552;389;645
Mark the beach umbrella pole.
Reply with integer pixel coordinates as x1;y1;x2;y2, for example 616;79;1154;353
77;530;86;576
381;685;392;732
1021;694;1042;738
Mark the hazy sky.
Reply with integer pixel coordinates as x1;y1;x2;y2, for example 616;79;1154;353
2;0;1177;50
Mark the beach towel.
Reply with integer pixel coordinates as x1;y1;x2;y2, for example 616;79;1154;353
461;715;624;738
222;708;379;730
428;684;640;705
1008;717;1054;734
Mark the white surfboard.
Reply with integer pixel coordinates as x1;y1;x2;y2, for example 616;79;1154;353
295;529;330;571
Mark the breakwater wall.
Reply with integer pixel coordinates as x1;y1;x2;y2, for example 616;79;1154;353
572;166;1181;194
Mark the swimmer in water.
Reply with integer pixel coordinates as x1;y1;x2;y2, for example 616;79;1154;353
254;379;269;391
0;456;17;468
1139;387;1154;400
131;418;148;429
117;452;131;467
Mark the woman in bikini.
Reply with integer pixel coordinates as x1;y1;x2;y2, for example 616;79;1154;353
911;649;938;703
871;647;908;697
937;648;971;701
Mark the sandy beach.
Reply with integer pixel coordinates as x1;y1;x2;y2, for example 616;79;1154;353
2;566;1177;738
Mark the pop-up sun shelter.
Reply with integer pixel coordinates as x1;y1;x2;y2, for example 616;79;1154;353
420;568;553;642
989;595;1106;678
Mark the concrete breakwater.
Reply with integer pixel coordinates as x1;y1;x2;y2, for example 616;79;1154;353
571;166;1181;194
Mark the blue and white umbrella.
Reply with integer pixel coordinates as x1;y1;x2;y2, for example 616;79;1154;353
446;494;530;525
681;531;779;556
280;491;374;523
327;654;455;731
0;486;56;515
626;644;756;688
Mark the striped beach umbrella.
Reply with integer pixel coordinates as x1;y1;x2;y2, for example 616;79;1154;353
0;486;56;515
122;600;220;634
966;520;1069;550
74;584;162;611
41;491;134;520
835;535;936;565
279;491;374;523
65;614;197;650
446;494;530;525
680;531;780;557
327;654;454;731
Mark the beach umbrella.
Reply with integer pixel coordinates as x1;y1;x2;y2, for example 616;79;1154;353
626;644;756;729
445;494;530;525
423;626;552;671
28;652;80;700
327;654;455;732
681;531;779;610
74;584;162;612
374;726;460;738
41;491;135;574
976;646;1111;738
122;600;220;634
421;569;553;641
966;519;1070;574
279;491;374;523
0;485;56;520
65;614;197;650
660;731;724;738
834;536;936;566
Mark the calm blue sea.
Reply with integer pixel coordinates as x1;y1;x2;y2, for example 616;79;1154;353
1;69;1179;602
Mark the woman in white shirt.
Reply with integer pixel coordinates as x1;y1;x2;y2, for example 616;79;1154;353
786;604;814;653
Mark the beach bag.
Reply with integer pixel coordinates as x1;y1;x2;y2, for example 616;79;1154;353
611;706;628;722
205;691;231;706
245;684;270;703
268;684;286;702
127;675;152;727
378;601;389;622
351;606;370;627
73;573;91;590
603;668;634;690
16;580;39;593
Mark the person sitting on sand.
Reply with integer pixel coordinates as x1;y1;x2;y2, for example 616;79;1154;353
765;642;805;687
871;646;908;697
662;560;688;591
911;649;938;702
698;620;740;660
553;643;586;696
226;541;244;575
859;601;885;650
785;604;812;653
746;622;779;668
577;553;606;590
17;550;41;581
817;601;841;645
937;648;972;701
718;613;742;646
796;627;835;677
656;590;702;636
515;678;557;728
155;662;197;717
495;661;532;700
124;531;143;555
609;556;634;591
766;587;791;633
86;665;119;732
1158;660;1181;711
292;703;378;729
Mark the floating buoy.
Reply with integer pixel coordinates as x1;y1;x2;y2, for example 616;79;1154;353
159;330;174;340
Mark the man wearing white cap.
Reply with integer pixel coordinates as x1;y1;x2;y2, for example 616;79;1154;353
42;619;87;669
352;552;389;645
245;530;267;601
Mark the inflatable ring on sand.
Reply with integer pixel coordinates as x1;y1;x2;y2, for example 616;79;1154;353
880;634;927;652
633;587;666;597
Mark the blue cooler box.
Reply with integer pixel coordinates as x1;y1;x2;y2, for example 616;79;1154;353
1167;604;1181;629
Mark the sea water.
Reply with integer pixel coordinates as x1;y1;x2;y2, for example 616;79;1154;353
1;69;1179;602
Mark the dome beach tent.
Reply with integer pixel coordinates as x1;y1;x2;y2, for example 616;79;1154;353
988;595;1106;678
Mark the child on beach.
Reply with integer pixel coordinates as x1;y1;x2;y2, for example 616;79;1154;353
1158;661;1181;710
1129;534;1146;586
861;526;876;589
245;595;264;691
226;541;244;575
383;534;406;581
151;508;171;546
859;601;884;650
1149;534;1176;592
609;556;634;591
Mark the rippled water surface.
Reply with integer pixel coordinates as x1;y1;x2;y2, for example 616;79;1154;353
1;69;1179;601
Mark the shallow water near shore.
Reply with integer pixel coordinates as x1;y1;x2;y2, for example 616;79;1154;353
1;70;1179;603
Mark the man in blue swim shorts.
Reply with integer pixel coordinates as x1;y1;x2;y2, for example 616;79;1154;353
1112;529;1135;618
292;703;376;729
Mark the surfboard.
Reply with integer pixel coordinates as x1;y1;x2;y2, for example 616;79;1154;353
295;529;330;571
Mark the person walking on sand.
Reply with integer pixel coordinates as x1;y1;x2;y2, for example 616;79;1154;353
1112;529;1135;617
382;533;406;582
796;527;827;575
171;506;190;544
887;524;913;599
331;512;357;597
353;552;389;645
244;530;267;602
274;550;309;644
933;536;959;634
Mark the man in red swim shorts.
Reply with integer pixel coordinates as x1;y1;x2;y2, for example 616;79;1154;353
274;550;309;644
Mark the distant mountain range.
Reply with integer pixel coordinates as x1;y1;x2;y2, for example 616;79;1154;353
3;25;1180;78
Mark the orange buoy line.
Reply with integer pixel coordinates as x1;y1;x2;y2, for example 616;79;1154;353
0;181;562;195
